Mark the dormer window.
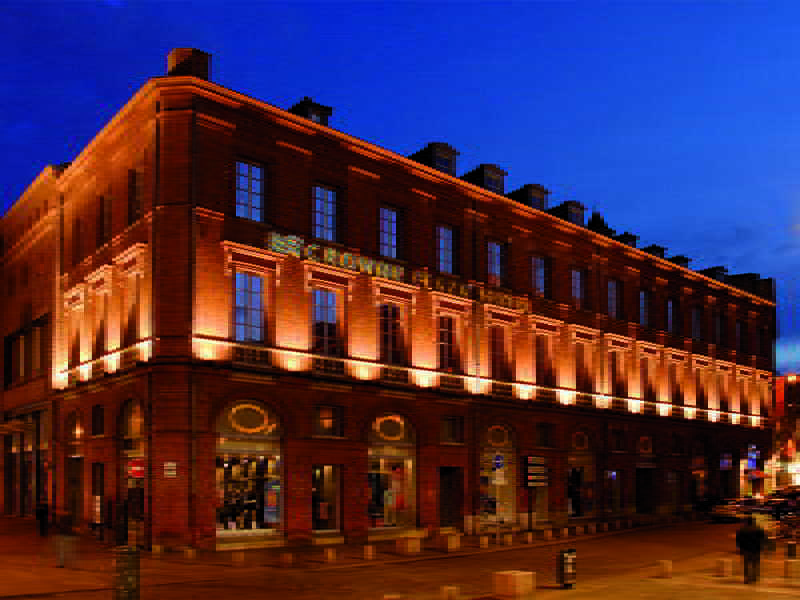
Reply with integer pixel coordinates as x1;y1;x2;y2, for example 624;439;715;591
435;154;452;173
486;174;502;194
310;113;321;124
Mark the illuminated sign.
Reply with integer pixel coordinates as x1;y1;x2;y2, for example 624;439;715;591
127;458;144;479
526;455;547;488
269;232;531;311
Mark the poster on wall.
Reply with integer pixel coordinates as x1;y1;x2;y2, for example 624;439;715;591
265;480;280;525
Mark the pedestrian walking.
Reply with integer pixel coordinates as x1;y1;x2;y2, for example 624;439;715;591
735;515;766;583
35;501;49;538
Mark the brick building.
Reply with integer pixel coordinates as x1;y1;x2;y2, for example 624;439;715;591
1;49;776;551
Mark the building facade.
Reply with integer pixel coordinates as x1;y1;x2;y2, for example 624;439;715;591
1;49;776;550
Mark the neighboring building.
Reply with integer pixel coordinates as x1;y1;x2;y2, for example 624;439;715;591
0;49;776;550
774;374;799;488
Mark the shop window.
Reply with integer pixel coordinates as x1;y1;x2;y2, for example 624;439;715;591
368;414;416;529
440;415;464;444
314;405;343;437
234;272;264;343
91;404;104;436
312;465;340;532
216;402;282;537
480;425;516;525
235;161;264;222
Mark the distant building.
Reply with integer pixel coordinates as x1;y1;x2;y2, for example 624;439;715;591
0;49;776;550
774;375;799;487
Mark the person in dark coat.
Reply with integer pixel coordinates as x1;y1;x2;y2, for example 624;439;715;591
736;515;766;583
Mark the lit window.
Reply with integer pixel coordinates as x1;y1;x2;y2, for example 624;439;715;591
379;207;398;259
234;273;264;343
488;241;505;287
607;280;619;319
639;289;649;328
438;316;457;372
313;186;337;242
532;256;549;298
235;161;263;221
312;289;338;356
437;226;454;274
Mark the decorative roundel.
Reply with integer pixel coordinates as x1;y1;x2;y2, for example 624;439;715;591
638;436;653;455
573;431;589;451
488;425;510;448
374;415;406;442
229;403;276;435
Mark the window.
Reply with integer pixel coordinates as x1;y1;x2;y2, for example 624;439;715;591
379;207;398;259
487;241;506;287
234;272;264;343
536;422;553;448
760;327;770;357
666;299;675;335
532;256;550;298
314;405;344;437
437;225;454;274
536;334;555;387
312;289;338;356
607;279;619;319
736;320;747;354
379;303;404;366
438;316;458;372
490;325;508;381
571;269;586;309
695;370;706;409
576;343;591;392
640;357;654;401
313;185;337;242
610;352;626;397
691;307;702;341
127;169;143;225
72;217;82;266
91;404;104;436
718;373;728;413
31;326;41;377
435;154;452;174
235;161;263;221
441;416;464;444
97;195;112;248
639;289;649;328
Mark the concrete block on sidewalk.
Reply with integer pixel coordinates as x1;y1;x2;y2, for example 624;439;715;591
440;585;459;600
364;545;375;560
715;558;732;577
324;547;336;563
440;534;460;552
232;550;245;565
183;547;196;560
658;560;672;578
151;544;163;555
561;528;569;538
525;532;534;544
542;529;552;541
785;559;799;580
280;552;294;567
396;537;421;555
493;570;535;599
586;523;596;534
503;533;513;546
480;535;489;549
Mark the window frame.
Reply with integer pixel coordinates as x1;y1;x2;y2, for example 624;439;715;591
235;160;265;222
233;271;265;344
379;302;406;366
532;255;550;299
379;206;399;259
437;314;459;373
639;289;650;328
436;224;455;275
312;287;340;357
607;279;620;320
487;240;507;288
571;268;587;310
313;184;338;242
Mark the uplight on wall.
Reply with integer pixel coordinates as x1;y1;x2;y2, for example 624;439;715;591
708;410;719;422
559;390;575;406
685;407;696;420
516;384;533;401
628;399;641;413
79;364;90;381
750;416;759;427
658;403;670;417
731;413;740;425
413;369;435;388
594;395;610;409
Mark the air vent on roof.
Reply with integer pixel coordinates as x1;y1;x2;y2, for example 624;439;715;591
408;142;459;176
289;97;333;126
547;200;586;226
507;184;549;211
167;48;211;81
461;164;507;195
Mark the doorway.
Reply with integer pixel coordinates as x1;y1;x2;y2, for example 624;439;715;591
635;467;655;514
439;466;463;528
66;457;83;527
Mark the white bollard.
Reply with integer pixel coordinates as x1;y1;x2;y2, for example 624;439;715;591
324;547;336;563
493;570;535;599
480;535;489;549
785;559;799;580
526;532;534;544
183;547;196;560
504;533;514;546
440;585;459;600
542;529;552;541
364;545;375;560
716;558;732;577
658;560;673;578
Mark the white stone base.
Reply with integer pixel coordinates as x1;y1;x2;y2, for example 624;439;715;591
716;558;732;577
396;537;421;555
493;570;535;599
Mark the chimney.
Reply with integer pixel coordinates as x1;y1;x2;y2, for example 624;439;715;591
408;142;459;176
613;231;639;247
547;200;586;226
642;244;666;259
289;97;333;126
507;184;549;211
461;164;507;195
668;255;691;268
586;211;615;237
699;266;728;282
167;48;211;81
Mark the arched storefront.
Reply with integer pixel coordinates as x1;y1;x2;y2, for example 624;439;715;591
368;414;416;529
480;425;516;525
567;430;595;518
216;401;282;542
64;411;84;527
118;400;145;526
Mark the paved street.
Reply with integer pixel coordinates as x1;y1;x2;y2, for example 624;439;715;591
0;518;797;599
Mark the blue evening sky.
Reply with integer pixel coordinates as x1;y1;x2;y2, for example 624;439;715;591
1;1;799;372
